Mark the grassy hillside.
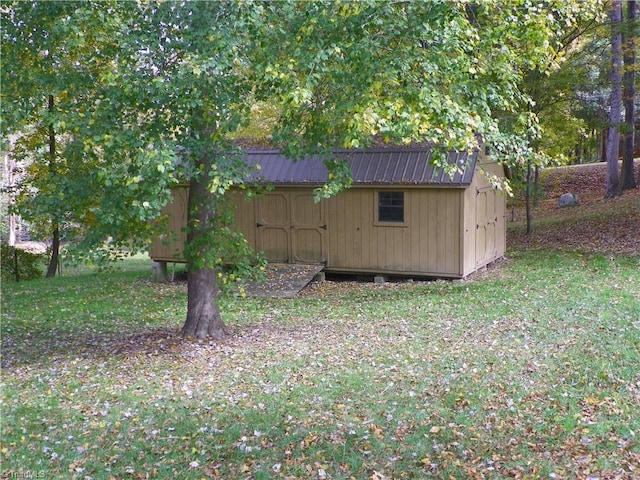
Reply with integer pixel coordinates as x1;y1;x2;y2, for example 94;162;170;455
508;162;640;255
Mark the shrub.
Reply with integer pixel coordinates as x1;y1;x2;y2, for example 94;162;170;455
1;244;46;281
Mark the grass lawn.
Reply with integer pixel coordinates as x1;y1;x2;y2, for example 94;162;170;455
3;164;640;479
2;246;639;479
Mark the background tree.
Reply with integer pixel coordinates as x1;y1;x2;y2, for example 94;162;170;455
605;0;623;197
519;9;603;233
621;0;637;190
1;1;130;273
1;137;19;246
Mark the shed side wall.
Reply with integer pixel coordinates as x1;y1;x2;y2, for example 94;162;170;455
325;187;463;276
461;160;507;276
149;186;189;262
229;190;258;251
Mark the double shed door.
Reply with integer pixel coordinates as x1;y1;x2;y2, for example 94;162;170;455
475;186;500;267
256;190;326;264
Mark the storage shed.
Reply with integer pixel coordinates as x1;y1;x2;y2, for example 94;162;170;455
150;147;506;279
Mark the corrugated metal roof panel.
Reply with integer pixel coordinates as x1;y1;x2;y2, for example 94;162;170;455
245;148;478;186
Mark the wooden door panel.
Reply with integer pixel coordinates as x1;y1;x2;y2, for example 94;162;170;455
256;193;290;262
476;188;497;267
291;193;326;264
260;227;290;262
257;193;289;225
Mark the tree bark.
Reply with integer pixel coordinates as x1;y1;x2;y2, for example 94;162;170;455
184;266;226;339
533;165;540;208
13;247;19;282
46;224;60;278
605;0;623;198
45;94;60;277
181;154;227;340
621;0;637;190
577;136;583;164
525;157;533;234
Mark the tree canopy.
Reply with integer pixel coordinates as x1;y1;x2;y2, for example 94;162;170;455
1;0;613;338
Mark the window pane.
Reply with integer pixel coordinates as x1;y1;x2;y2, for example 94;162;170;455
378;192;404;222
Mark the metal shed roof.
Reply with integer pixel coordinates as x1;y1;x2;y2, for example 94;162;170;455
244;148;478;186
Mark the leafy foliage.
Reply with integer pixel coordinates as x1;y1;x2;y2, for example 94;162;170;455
1;1;135;252
256;1;560;162
2;0;612;336
1;244;45;281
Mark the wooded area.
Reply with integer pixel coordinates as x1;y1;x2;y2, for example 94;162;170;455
1;0;638;338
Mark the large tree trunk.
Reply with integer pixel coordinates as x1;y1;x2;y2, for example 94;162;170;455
45;94;60;277
181;155;227;340
621;0;637;190
605;0;623;198
184;266;226;339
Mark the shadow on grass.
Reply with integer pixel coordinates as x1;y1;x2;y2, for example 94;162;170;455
1;326;188;370
0;315;284;371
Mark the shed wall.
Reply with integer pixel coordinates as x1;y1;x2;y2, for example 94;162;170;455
149;186;189;262
461;160;506;276
228;186;466;277
322;187;464;276
230;190;257;250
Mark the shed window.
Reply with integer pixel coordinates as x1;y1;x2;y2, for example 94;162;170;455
378;191;404;222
